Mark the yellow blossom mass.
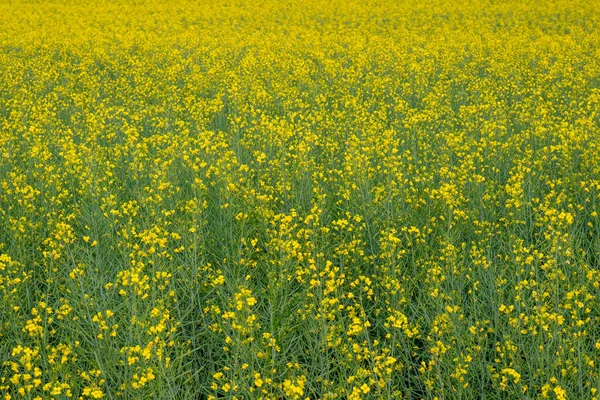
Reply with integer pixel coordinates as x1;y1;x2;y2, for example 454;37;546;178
1;0;600;398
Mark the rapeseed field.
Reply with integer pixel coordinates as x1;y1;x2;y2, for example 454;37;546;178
1;0;600;398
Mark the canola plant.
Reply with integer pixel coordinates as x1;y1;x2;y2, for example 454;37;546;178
1;0;600;399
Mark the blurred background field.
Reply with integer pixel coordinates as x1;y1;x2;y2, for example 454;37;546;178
1;0;600;398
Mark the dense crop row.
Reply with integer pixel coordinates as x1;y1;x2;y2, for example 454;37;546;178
1;0;600;399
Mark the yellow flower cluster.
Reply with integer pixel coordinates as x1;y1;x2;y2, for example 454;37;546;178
1;0;600;398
